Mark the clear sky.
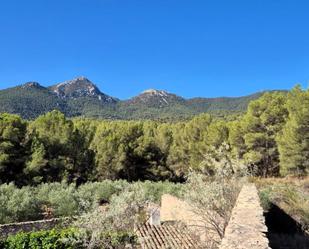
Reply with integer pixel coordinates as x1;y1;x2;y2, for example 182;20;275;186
0;0;308;99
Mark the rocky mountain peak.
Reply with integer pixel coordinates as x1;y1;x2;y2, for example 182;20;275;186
22;82;43;89
142;89;169;96
127;89;185;107
49;77;117;103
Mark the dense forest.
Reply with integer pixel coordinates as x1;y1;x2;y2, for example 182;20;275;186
0;86;308;186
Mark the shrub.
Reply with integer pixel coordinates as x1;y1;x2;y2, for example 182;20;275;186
1;228;82;249
47;185;79;217
75;183;148;248
101;231;137;247
0;228;137;249
0;180;182;224
184;173;243;244
129;180;184;203
75;180;129;213
256;178;309;231
0;183;40;224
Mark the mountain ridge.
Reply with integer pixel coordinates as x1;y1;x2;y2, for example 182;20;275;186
0;77;272;120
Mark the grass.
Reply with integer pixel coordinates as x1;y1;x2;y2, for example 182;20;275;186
254;176;309;231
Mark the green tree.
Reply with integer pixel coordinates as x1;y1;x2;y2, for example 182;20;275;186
168;114;214;175
134;122;175;181
0;113;27;184
25;110;94;184
230;92;288;176
277;86;309;176
91;121;144;181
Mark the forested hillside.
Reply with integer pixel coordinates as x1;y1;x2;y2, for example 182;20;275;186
0;77;266;120
0;83;69;119
0;86;307;186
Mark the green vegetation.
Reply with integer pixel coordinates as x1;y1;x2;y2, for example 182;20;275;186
0;228;137;249
184;172;243;243
0;87;308;187
73;172;241;248
0;228;80;249
0;85;68;120
229;92;288;176
255;177;309;231
277;86;309;176
0;180;183;224
1;85;309;248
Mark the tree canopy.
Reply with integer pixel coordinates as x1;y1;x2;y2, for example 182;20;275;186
0;88;308;186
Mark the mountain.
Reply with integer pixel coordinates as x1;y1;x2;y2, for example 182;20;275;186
0;77;269;120
0;78;118;119
186;92;264;112
22;81;45;89
0;82;68;119
49;77;116;103
126;89;185;107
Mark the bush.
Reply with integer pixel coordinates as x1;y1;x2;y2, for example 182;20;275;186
101;231;137;247
75;180;129;213
1;228;82;249
258;186;272;210
256;178;309;230
0;183;40;224
0;180;182;224
128;180;184;202
0;228;137;249
184;173;243;243
75;184;147;249
39;184;79;217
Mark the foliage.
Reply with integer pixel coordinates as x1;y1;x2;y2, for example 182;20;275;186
0;183;39;224
184;172;243;244
75;184;148;248
25;110;95;184
0;228;81;249
229;92;288;176
255;177;309;230
0;180;183;224
277;86;309;176
198;142;247;177
0;113;27;185
0;85;68;120
0;227;137;249
0;88;307;186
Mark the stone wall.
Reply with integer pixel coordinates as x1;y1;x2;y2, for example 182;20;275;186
0;218;69;238
161;194;199;223
219;184;270;249
160;194;221;244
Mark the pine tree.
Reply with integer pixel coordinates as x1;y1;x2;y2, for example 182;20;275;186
277;86;309;176
0;113;27;184
231;92;288;176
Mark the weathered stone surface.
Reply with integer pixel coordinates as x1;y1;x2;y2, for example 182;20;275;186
219;184;270;249
160;194;221;244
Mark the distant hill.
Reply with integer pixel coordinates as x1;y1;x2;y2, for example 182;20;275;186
0;82;68;119
0;77;269;120
127;89;185;107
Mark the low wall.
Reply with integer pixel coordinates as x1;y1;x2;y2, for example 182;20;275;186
0;218;69;238
219;184;270;249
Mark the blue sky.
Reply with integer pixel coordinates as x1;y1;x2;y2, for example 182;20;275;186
0;0;308;99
